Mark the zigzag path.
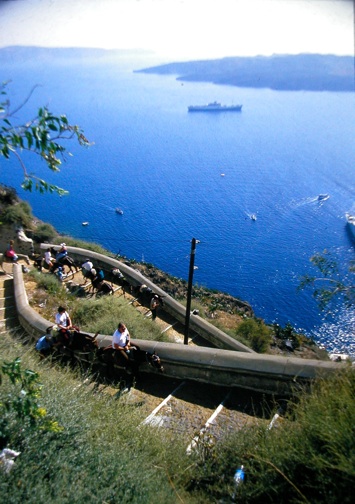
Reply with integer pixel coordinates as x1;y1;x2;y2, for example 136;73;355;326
1;262;269;443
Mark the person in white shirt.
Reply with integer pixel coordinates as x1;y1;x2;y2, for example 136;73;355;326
55;306;73;345
44;248;55;271
150;294;160;320
112;322;135;370
112;322;131;350
81;258;93;278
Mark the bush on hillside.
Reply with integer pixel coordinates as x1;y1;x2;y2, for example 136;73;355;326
51;235;110;255
32;222;57;243
183;368;355;503
0;201;33;228
273;322;301;349
28;269;66;297
0;357;63;450
236;318;272;352
0;185;18;205
72;296;166;341
0;337;186;503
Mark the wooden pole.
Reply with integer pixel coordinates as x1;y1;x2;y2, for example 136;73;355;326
184;238;197;345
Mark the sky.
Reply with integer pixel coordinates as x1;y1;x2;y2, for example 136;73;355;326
0;0;353;61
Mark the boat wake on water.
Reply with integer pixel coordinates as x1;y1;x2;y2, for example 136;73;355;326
244;210;258;221
291;194;330;208
88;201;113;211
96;202;123;213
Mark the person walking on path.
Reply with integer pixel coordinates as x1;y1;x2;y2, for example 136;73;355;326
150;294;160;320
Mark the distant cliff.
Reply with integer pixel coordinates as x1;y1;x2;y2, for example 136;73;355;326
137;54;354;92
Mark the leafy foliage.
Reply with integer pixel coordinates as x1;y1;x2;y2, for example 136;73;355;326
0;339;185;503
273;322;301;350
32;222;57;243
300;250;355;312
235;318;272;352
27;269;65;296
0;200;33;228
0;358;62;449
0;81;91;195
182;369;355;503
0;184;17;205
51;235;110;255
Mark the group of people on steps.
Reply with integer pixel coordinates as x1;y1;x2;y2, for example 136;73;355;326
35;306;136;371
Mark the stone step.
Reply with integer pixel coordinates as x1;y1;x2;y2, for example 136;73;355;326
0;316;20;332
0;297;15;309
0;304;17;316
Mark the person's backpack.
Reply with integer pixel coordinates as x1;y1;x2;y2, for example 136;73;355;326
97;269;105;280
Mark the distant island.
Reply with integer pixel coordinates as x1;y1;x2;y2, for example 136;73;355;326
136;54;354;92
1;48;353;92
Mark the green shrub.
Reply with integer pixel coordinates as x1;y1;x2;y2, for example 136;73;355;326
181;369;355;503
28;269;64;296
72;296;167;342
236;318;272;352
32;222;57;243
0;357;63;450
0;201;33;228
0;185;18;205
273;322;301;349
53;235;109;255
0;335;188;503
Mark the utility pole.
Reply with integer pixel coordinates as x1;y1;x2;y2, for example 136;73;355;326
184;237;199;345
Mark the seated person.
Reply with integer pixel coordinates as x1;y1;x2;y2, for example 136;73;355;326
35;326;58;358
112;322;131;351
111;322;137;369
5;240;18;262
81;258;93;278
56;243;68;262
55;306;73;344
44;248;55;271
90;268;105;289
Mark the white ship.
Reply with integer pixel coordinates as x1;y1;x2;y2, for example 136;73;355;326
188;101;242;112
346;212;355;239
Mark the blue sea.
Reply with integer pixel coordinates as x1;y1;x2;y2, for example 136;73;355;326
2;48;355;357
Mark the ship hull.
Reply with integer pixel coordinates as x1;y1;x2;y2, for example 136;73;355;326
346;213;355;240
188;105;242;112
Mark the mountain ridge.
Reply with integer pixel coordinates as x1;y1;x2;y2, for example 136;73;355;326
136;53;355;92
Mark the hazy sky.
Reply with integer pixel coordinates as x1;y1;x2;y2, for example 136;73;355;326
0;0;353;60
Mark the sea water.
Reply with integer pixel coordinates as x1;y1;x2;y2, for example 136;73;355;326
1;49;354;356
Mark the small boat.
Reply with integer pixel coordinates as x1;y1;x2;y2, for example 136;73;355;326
318;194;330;201
82;222;89;226
115;208;124;215
346;212;355;239
250;214;257;221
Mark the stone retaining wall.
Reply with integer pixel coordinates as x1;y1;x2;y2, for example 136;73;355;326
14;263;345;396
40;243;254;353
